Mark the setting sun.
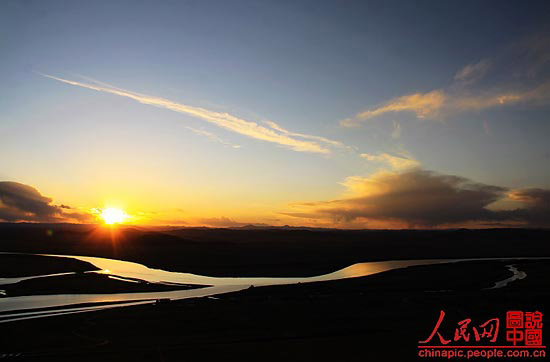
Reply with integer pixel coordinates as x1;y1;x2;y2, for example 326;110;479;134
101;207;128;225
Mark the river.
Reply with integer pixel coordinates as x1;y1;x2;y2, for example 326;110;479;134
0;253;544;323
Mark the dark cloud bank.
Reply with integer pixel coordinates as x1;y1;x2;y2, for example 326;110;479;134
293;169;550;228
0;181;90;223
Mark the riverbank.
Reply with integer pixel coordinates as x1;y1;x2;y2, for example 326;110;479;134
0;259;548;361
1;272;205;297
0;253;98;277
0;254;205;297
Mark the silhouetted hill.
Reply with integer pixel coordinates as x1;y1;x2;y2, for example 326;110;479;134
0;223;548;276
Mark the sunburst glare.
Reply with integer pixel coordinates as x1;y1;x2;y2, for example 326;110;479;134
100;207;128;225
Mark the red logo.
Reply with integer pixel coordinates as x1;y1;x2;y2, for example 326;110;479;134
419;310;501;345
506;311;544;346
418;310;545;359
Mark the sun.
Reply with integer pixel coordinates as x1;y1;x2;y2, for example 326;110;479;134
100;207;128;225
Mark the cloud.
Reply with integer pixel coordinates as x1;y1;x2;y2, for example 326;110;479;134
505;188;550;226
341;33;550;127
41;73;345;154
0;181;90;223
508;188;550;206
195;217;243;227
264;120;348;149
185;126;241;148
454;59;492;84
450;81;550;110
360;152;420;170
195;216;268;228
340;90;445;126
482;188;550;227
286;169;550;227
341;84;550;126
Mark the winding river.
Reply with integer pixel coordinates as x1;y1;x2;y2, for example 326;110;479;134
0;253;544;323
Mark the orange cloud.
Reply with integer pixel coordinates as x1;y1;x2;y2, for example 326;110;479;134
340;90;445;127
360;152;420;170
340;33;550;127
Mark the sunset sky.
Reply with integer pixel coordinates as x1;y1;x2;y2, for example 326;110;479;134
1;0;549;228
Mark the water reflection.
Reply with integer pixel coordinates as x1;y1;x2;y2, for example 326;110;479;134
49;254;451;287
0;253;545;321
0;253;451;316
0;284;249;315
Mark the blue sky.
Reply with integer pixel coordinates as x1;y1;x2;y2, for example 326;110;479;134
1;0;549;227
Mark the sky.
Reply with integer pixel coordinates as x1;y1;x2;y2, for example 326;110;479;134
0;0;549;228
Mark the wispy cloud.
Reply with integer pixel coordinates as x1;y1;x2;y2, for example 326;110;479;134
41;73;344;154
360;152;420;170
340;83;550;127
185;126;241;148
454;59;492;84
340;33;550;127
340;90;445;126
264;120;348;149
448;82;550;111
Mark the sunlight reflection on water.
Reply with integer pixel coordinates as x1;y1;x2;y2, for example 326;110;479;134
1;253;544;319
0;253;449;314
58;254;449;286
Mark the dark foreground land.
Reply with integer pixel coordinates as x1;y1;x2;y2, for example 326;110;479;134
0;224;549;361
0;254;202;296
